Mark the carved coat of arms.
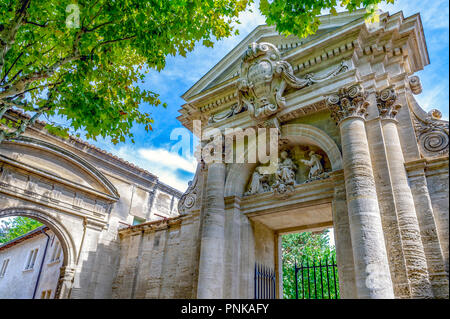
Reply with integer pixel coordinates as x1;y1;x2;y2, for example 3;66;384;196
236;42;311;125
236;42;348;128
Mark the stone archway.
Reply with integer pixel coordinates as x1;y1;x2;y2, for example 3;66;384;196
0;207;78;299
214;123;357;299
224;123;343;197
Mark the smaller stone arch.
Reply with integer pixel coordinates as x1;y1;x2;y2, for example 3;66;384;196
281;124;342;171
224;123;342;197
0;207;78;298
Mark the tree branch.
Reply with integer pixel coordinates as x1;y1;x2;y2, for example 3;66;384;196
90;35;136;56
0;0;32;76
0;85;58;143
24;19;49;28
0;52;23;84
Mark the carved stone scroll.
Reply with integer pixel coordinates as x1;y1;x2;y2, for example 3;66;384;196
413;109;449;157
237;42;348;126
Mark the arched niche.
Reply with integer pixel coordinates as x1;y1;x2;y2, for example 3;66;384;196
224;123;342;197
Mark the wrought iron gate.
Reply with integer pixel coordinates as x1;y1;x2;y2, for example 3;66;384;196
254;263;276;299
294;256;339;299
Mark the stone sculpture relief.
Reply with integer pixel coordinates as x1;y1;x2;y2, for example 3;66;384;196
245;165;271;195
208;103;245;124
300;150;324;179
235;42;348;129
272;150;297;197
244;148;330;197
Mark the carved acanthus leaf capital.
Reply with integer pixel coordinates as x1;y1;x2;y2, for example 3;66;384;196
326;84;369;125
376;86;402;120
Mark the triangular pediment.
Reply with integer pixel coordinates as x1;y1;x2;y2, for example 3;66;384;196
181;9;368;102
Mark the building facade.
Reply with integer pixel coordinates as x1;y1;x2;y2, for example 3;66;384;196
0;109;182;298
0;226;64;299
114;9;449;299
0;9;448;299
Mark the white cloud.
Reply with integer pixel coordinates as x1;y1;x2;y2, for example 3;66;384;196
108;144;196;193
138;148;196;174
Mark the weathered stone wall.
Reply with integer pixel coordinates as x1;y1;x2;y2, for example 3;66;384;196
112;214;201;298
425;158;449;275
0;123;182;299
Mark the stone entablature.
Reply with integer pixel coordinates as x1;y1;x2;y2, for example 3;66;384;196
178;10;429;137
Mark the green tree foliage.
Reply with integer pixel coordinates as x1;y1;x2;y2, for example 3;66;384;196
260;0;395;38
0;0;392;144
0;0;249;143
282;230;338;299
0;216;42;243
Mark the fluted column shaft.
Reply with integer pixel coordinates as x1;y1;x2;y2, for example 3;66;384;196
377;88;433;298
196;162;226;298
328;84;394;298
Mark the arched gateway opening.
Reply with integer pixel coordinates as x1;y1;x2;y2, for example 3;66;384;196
222;123;355;299
0;136;118;299
0;209;76;298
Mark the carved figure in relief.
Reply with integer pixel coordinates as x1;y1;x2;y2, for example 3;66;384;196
245;166;271;195
300;150;324;179
272;150;297;197
276;150;297;185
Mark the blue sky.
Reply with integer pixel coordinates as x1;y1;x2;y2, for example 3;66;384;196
85;0;449;193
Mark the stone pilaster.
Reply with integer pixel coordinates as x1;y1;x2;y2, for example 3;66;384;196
376;87;433;298
406;159;449;299
196;161;226;298
327;84;394;299
331;171;357;298
56;266;76;299
365;111;411;297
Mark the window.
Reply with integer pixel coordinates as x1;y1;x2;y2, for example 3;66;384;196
40;289;52;299
0;259;9;277
132;216;145;226
24;248;39;270
50;241;62;263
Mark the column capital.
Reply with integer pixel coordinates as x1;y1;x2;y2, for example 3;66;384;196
326;84;369;125
376;86;402;121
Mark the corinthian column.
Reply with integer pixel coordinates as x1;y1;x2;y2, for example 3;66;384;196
327;84;394;298
376;87;433;298
196;160;226;298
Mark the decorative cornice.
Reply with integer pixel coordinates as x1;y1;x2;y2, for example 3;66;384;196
326;84;369;125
